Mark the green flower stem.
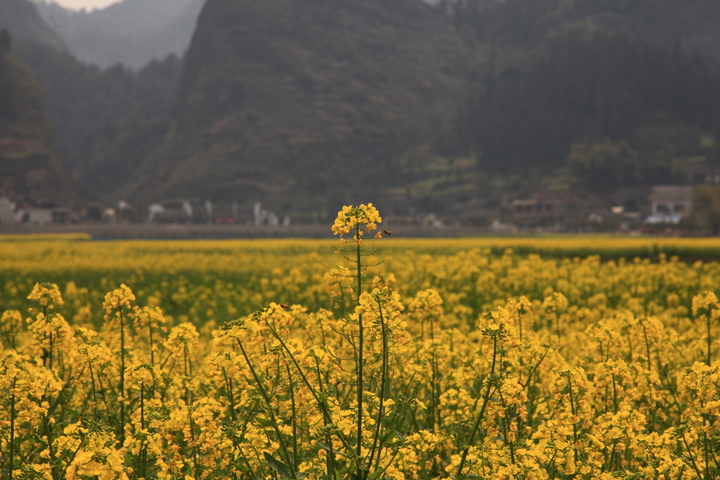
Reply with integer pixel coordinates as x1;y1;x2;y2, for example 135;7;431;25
706;313;712;366
44;414;58;480
641;322;652;372
497;388;516;465
567;375;580;466
119;307;125;445
139;381;148;480
264;317;350;479
457;333;499;476
222;368;237;422
355;223;365;480
430;314;440;431
188;403;200;480
149;322;155;366
679;428;703;479
367;297;389;473
8;377;16;480
285;363;299;468
235;337;296;479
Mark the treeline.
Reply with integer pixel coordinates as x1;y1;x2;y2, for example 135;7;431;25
0;34;74;205
442;0;720;192
12;39;182;199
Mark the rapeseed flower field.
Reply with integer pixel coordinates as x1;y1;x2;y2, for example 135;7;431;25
1;206;719;479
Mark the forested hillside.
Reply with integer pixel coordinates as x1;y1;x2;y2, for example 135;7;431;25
118;0;473;219
13;40;182;199
118;0;720;215
3;0;720;218
447;0;720;193
0;43;74;205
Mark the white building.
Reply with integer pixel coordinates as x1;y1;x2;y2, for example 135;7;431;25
645;185;693;224
0;196;16;224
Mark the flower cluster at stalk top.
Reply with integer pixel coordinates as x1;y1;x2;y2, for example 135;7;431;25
331;203;383;241
27;282;64;308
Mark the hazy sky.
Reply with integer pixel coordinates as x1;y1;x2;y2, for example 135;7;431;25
50;0;120;11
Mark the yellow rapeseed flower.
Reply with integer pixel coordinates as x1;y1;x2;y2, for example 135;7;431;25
331;203;382;242
27;282;64;308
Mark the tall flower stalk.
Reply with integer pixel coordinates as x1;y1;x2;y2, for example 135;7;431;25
692;292;718;366
103;284;136;444
456;322;506;476
7;377;16;480
332;204;383;480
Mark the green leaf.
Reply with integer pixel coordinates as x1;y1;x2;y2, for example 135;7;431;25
317;441;348;457
264;452;292;479
255;416;275;428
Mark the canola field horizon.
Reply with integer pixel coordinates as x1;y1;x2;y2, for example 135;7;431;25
3;235;720;326
1;224;720;479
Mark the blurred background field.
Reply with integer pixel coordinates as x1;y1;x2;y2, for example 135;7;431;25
6;235;720;270
3;235;720;327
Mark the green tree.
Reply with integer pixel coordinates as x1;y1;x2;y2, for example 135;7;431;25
567;140;639;192
693;185;720;235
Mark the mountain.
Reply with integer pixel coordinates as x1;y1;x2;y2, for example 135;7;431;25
452;0;720;66
10;0;720;218
120;0;475;218
0;0;65;49
446;0;720;193
33;0;204;68
0;49;74;205
13;40;182;199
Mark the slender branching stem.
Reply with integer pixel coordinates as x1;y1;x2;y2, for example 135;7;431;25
679;428;703;479
641;322;652;372
263;317;345;480
706;313;712;366
497;388;516;465
8;377;16;480
119;307;126;444
187;401;200;480
355;223;365;480
236;338;296;479
222;368;237;422
367;298;389;473
285;363;299;468
457;334;499;476
430;314;440;431
140;381;147;479
567;375;580;466
149;322;155;366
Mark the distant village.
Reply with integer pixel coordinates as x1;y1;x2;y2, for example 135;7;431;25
490;185;693;234
0;199;290;228
0;184;713;235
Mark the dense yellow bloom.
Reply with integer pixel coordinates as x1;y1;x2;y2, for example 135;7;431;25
4;232;720;479
63;430;128;480
103;284;136;314
692;291;720;316
542;291;568;313
331;203;382;241
27;282;64;308
0;309;23;348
